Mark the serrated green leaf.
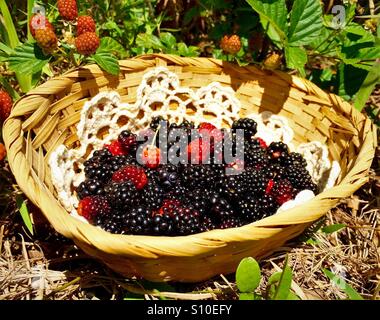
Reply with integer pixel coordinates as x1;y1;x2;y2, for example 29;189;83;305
159;32;176;47
97;37;127;57
136;33;164;50
354;62;380;111
322;223;346;234
8;42;50;76
288;0;323;45
92;52;120;76
323;269;364;300
16;195;34;235
246;0;288;43
239;293;255;300
260;16;283;49
236;257;261;293
285;46;307;76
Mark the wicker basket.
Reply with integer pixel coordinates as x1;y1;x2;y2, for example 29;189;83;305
3;54;376;282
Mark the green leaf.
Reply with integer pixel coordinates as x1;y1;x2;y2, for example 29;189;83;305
92;52;120;76
16;195;34;235
0;0;20;48
338;63;368;101
236;257;261;293
159;32;177;48
239;293;255;300
285;46;307;76
273;256;292;300
354;62;380;111
288;0;323;45
8;42;50;76
97;37;127;57
322;223;346;234
0;42;13;56
136;33;164;50
260;16;283;49
287;291;300;300
246;0;288;43
323;269;364;300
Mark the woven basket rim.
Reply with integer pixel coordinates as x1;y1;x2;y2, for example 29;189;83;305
2;54;376;255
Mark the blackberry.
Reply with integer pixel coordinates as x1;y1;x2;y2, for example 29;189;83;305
152;214;175;236
141;182;164;210
259;194;278;216
186;188;211;215
165;184;187;202
173;208;201;235
77;195;111;222
92;149;113;161
220;174;247;199
238;195;262;222
244;143;268;168
210;195;235;220
94;213;126;234
282;152;307;167
150;116;169;131
285;165;318;194
271;179;294;205
261;163;285;179
110;155;137;172
157;199;182;216
244;168;268;195
232;118;258;139
84;161;112;181
105;181;139;208
146;168;159;184
118;130;137;154
199;216;217;232
219;216;242;229
267;142;289;163
157;164;180;190
76;179;104;199
182;165;214;189
125;206;153;235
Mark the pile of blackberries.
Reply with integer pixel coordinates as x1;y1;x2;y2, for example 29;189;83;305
76;117;318;236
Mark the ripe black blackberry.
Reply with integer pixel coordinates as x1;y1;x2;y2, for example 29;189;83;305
220;173;248;199
182;165;214;189
157;164;180;190
84;161;112;181
170;119;194;135
244;143;268;168
118;130;137;153
238;195;262;222
267;142;289;163
210;195;235;220
282;152;307;167
244;168;268;195
232;118;258;139
86;149;112;165
152;214;175;236
261;163;285;179
173;208;201;235
219;216;243;229
259;194;279;216
150;116;169;131
105;181;139;208
199;217;217;232
285;165;318;194
77;179;104;199
141;182;164;210
94;213;126;234
125;206;153;235
109;155;137;172
186;188;211;215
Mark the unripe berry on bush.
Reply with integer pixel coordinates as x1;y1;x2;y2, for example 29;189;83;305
220;35;242;54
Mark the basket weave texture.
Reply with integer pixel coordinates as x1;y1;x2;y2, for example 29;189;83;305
3;54;376;282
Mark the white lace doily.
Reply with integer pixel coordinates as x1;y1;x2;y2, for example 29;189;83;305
49;67;340;218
